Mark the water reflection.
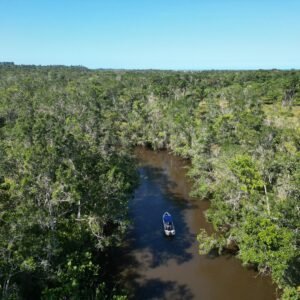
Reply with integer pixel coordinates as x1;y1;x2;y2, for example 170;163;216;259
113;148;276;300
128;166;195;268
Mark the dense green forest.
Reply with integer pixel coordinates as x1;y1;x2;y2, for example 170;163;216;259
0;65;299;299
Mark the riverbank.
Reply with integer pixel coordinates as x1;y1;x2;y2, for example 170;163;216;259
112;147;276;300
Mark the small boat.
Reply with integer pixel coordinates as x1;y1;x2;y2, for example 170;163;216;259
162;212;175;236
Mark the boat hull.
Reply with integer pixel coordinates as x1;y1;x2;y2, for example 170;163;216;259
162;212;175;236
164;229;175;236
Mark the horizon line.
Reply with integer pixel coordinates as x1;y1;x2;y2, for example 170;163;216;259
1;62;299;72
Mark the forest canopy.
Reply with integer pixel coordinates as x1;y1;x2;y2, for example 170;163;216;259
0;65;299;299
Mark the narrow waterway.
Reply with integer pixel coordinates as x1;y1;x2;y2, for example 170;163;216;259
116;147;276;300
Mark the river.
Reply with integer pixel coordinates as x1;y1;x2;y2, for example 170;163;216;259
115;147;277;300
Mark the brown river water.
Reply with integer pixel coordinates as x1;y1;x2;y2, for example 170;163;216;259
114;147;277;300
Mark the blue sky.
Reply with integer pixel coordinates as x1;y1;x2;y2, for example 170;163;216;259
1;0;299;69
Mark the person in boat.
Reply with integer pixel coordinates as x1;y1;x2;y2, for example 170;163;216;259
166;223;173;230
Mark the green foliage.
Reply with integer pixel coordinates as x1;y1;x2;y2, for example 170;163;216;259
281;287;300;300
0;65;137;299
41;251;100;299
234;215;296;285
197;229;226;255
0;65;299;299
229;155;264;193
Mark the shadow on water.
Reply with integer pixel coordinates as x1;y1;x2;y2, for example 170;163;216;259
127;166;195;268
132;278;193;300
112;164;195;299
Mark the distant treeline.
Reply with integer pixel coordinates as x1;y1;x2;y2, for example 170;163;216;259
0;65;299;299
0;62;14;66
